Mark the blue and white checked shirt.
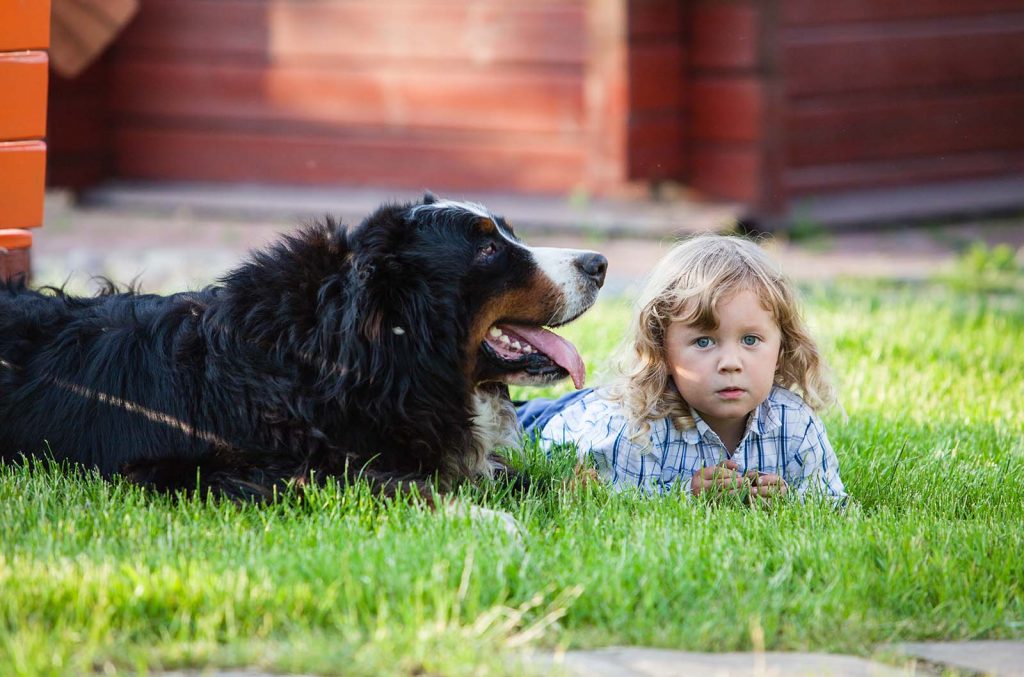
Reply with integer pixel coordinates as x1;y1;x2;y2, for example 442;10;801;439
527;385;846;502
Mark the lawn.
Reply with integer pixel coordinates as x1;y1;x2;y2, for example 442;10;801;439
1;279;1022;676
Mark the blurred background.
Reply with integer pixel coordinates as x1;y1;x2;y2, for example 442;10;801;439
2;0;1023;290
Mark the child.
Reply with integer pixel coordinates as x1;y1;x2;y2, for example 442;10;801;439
518;234;846;504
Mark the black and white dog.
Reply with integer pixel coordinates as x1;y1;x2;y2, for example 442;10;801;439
0;193;606;499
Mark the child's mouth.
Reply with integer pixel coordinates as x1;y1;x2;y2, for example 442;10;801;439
717;388;746;400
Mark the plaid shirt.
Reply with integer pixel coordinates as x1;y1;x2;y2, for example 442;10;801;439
529;385;846;502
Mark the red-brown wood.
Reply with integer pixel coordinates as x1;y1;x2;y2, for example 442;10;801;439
787;89;1024;167
110;61;584;134
783;0;1024;25
0;233;31;283
629;42;685;112
690;146;761;202
47;60;112;188
691;78;763;143
783;16;1024;96
691;4;760;71
114;128;586;193
785;150;1024;195
117;0;586;65
629;0;683;38
628;115;685;179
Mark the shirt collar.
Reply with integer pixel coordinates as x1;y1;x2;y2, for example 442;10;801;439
680;392;783;445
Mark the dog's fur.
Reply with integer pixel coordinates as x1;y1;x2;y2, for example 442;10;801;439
0;194;606;499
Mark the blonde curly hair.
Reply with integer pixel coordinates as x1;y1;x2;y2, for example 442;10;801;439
606;233;835;435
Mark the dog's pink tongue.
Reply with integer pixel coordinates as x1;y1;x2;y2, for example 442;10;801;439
504;324;587;389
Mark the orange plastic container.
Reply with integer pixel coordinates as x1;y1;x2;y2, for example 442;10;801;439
0;52;49;140
0;0;51;51
0;141;47;230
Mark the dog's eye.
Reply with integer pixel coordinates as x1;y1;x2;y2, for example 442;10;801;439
477;242;498;262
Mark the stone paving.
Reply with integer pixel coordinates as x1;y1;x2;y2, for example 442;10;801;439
891;640;1024;677
151;643;1024;676
31;187;1024;297
539;647;913;676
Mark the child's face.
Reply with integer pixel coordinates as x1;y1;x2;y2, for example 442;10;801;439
665;288;781;435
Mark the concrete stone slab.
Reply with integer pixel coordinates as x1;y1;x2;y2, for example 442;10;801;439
892;641;1024;677
81;180;742;238
540;647;910;677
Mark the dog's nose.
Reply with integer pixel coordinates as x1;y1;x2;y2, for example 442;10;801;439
575;252;608;288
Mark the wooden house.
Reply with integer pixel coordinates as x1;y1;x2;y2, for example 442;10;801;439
45;0;1024;227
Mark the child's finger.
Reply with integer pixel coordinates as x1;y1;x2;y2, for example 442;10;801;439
749;482;788;497
751;472;784;486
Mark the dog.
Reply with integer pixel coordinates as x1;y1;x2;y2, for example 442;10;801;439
0;193;606;500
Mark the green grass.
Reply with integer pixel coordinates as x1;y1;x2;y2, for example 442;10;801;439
2;280;1022;675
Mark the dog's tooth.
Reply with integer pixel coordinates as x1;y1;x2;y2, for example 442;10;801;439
511;341;521;350
499;335;511;345
523;345;534;354
489;327;502;338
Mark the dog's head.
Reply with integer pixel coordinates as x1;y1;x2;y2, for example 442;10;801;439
349;192;607;390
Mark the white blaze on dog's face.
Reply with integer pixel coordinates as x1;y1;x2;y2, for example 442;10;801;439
407;195;607;390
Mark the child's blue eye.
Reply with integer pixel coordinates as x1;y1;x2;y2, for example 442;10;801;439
694;337;713;348
742;335;760;346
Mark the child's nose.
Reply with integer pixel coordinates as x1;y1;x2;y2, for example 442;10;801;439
717;348;742;372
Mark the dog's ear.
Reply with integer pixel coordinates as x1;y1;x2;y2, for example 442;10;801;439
422;190;438;205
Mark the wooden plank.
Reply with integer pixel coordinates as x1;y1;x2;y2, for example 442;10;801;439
50;0;138;77
784;17;1024;95
629;42;685;112
113;128;586;193
785;150;1024;195
629;0;683;38
46;60;112;188
109;61;584;134
628;114;685;179
0;141;46;229
691;77;763;143
691;4;759;71
690;146;761;202
0;242;31;283
787;89;1024;166
584;0;630;191
0;0;50;50
783;0;1024;26
117;0;586;65
0;52;49;140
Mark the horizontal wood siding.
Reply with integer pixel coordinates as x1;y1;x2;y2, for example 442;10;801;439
104;0;590;193
687;1;764;203
47;60;113;189
627;0;686;181
780;2;1024;197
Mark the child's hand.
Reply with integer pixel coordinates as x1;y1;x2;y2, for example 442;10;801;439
744;471;788;505
691;460;745;498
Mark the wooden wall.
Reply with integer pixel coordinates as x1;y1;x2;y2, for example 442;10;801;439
98;0;597;194
44;1;1024;221
779;0;1024;202
627;0;686;182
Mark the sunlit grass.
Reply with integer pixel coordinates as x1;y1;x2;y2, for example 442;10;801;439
2;280;1022;675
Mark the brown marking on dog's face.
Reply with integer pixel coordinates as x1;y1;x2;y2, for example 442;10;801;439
463;269;565;381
